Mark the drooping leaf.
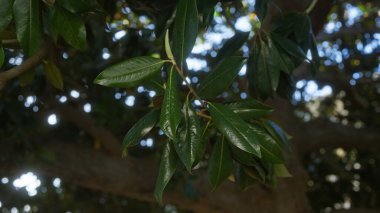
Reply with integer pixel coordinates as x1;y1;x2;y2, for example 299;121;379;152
43;60;64;90
227;99;273;120
154;141;177;204
262;120;290;149
174;98;202;172
94;56;166;88
172;0;198;69
197;0;217;29
271;32;308;62
309;34;320;75
50;6;87;50
276;71;294;100
0;45;4;67
248;123;284;164
254;0;270;22
159;66;182;139
212;31;250;66
247;32;281;99
209;103;261;157
294;13;311;43
121;110;160;153
56;0;103;13
208;136;233;189
193;121;211;166
229;144;257;166
13;0;43;56
274;164;292;177
198;57;245;99
234;164;256;190
165;30;174;61
0;0;14;32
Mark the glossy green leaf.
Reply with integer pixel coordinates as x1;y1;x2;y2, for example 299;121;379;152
212;31;249;66
227;99;273;120
172;0;198;69
50;6;87;50
43;60;64;90
122;110;160;152
193;121;211;166
208;136;233;189
13;0;43;56
159;66;182;139
248;124;284;164
173;98;202;172
0;45;4;67
57;0;103;13
209;103;261;157
198;56;244;99
0;0;14;32
94;56;166;88
154;141;177;204
274;164;292;177
164;30;174;61
262;120;290;149
229;144;257;166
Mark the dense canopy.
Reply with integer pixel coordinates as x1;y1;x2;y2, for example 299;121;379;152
0;0;379;212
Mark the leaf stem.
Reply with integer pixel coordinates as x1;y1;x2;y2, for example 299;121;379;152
172;62;205;107
305;0;318;14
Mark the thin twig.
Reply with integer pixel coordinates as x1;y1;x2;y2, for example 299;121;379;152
306;0;318;14
0;41;50;90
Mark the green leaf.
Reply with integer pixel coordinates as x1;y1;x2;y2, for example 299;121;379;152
310;34;320;75
0;45;4;67
294;14;311;43
174;98;202;172
247;32;281;99
159;66;182;139
234;164;256;190
0;0;14;32
209;102;261;157
229;144;257;166
248;123;284;164
254;0;270;21
154;141;177;204
212;31;249;66
262;120;290;149
50;6;87;50
13;0;43;56
94;56;166;88
43;60;64;90
57;0;103;13
198;56;244;99
121;110;160;152
172;0;198;69
208;136;233;189
271;32;308;61
164;30;174;61
227;99;273;120
274;164;292;177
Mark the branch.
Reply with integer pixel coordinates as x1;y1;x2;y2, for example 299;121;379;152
0;42;50;90
0;141;311;213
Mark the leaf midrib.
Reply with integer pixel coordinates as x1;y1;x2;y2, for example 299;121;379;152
210;104;260;155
